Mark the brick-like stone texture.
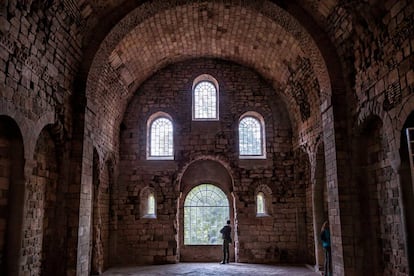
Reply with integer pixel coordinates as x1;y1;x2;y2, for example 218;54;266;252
116;58;306;265
0;0;413;275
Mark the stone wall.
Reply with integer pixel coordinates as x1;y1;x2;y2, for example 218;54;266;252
0;0;413;275
24;127;64;275
115;58;311;265
0;2;83;275
322;1;414;274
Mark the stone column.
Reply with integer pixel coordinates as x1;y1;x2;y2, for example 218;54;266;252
321;102;346;275
312;177;324;271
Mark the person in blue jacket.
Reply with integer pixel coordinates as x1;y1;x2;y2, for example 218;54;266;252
320;221;332;276
220;220;232;264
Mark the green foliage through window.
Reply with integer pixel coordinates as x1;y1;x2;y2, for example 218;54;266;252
184;184;229;245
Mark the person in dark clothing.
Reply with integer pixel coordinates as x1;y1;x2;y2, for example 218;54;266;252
320;221;332;276
220;220;232;264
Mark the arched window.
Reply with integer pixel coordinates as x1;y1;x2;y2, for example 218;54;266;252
184;184;229;245
147;193;155;215
147;112;173;160
192;75;219;120
239;112;266;158
140;187;156;219
255;184;272;217
256;192;265;214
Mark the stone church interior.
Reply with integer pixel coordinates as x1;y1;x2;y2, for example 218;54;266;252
0;0;413;275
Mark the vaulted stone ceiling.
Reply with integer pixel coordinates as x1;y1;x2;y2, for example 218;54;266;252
78;0;345;150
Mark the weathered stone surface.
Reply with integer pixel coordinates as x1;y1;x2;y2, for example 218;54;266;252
0;0;413;275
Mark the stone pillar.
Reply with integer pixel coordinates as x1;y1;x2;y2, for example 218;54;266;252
321;102;346;275
12;155;30;276
76;134;93;275
312;178;324;271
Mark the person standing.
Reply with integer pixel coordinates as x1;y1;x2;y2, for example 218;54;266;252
320;221;332;276
220;220;232;264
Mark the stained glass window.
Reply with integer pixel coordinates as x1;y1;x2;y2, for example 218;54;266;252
184;184;229;245
239;115;264;157
148;116;173;159
193;81;218;120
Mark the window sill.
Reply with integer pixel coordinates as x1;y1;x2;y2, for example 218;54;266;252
146;156;174;160
256;213;269;218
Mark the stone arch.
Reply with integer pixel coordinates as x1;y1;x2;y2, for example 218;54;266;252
356;100;394;157
85;0;331;102
80;1;343;159
176;155;235;192
25;124;65;275
0;115;25;276
352;115;387;275
178;158;235;262
0;101;55;162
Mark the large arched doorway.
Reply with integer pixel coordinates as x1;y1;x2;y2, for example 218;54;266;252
178;159;235;262
0;116;25;276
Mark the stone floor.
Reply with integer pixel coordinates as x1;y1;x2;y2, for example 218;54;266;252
101;263;321;276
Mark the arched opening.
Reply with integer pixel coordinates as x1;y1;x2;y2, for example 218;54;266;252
0;116;24;276
178;159;234;262
29;126;64;275
400;111;414;274
354;117;386;274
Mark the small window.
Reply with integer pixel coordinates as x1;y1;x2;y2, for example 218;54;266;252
140;187;156;219
257;192;265;214
239;112;266;159
192;75;219;120
147;112;174;160
255;184;272;217
147;193;155;215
